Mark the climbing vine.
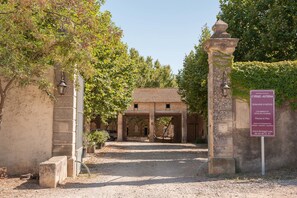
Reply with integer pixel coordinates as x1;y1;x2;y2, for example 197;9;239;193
231;61;297;109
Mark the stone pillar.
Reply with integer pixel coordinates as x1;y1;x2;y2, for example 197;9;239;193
123;116;127;141
204;20;239;175
117;114;123;141
149;112;155;142
52;71;77;177
181;111;187;143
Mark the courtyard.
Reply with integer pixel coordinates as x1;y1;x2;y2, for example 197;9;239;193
1;142;297;198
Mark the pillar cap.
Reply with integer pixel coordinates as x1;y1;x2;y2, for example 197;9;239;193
211;19;231;38
204;20;239;54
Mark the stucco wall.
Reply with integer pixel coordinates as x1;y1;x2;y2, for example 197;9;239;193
126;102;186;113
233;99;297;172
126;102;154;112
0;83;54;175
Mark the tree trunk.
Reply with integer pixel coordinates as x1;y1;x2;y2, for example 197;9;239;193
0;78;15;130
162;117;173;140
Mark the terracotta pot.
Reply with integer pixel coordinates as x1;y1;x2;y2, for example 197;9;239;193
87;145;95;153
97;143;103;149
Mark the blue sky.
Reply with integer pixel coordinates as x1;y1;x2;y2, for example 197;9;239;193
102;0;220;74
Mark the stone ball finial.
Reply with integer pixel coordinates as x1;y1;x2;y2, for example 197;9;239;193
211;19;231;38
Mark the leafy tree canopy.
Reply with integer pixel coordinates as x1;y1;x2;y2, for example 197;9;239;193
0;0;103;127
129;48;177;88
176;26;210;120
219;0;297;62
84;16;177;123
0;0;178;126
84;13;137;122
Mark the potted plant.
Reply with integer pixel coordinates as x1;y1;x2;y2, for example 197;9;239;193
86;130;110;151
92;130;110;149
85;132;97;153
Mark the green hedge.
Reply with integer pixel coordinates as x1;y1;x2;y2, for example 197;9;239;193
231;61;297;109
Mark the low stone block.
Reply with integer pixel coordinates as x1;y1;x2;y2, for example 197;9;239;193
208;157;235;175
67;157;76;178
39;156;67;188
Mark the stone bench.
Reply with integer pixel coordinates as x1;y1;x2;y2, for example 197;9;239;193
39;156;67;188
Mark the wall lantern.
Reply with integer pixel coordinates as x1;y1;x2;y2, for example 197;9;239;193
57;71;67;95
221;71;230;97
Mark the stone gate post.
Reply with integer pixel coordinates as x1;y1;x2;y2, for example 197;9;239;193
204;20;239;174
117;114;123;141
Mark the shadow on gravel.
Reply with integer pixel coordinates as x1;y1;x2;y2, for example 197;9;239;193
84;159;208;177
110;143;207;151
61;176;211;189
95;150;208;160
13;179;42;190
85;144;208;177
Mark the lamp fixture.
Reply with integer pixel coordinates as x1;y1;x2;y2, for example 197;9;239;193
57;71;67;95
221;71;230;97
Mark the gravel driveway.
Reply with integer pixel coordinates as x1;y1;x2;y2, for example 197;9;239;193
1;142;297;198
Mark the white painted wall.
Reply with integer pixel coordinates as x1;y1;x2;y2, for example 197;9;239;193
0;83;54;175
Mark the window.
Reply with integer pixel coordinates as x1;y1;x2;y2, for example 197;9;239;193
166;104;170;109
134;103;138;109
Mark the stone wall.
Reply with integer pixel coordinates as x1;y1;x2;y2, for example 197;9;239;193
0;79;54;175
233;99;297;172
205;20;297;174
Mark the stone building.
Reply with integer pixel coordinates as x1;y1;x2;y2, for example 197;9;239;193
117;88;206;143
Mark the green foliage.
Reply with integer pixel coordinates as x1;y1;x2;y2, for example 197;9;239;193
0;0;102;127
232;61;297;109
0;0;102;87
129;49;177;88
219;0;297;62
85;29;177;123
156;117;172;127
87;130;110;145
84;12;137;123
176;26;210;119
84;16;177;124
195;138;207;144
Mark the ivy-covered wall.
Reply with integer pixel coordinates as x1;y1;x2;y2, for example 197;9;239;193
231;60;297;172
231;61;297;108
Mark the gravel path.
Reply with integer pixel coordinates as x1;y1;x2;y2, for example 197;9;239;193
1;142;297;197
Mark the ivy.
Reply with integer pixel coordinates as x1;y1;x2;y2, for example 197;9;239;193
231;61;297;109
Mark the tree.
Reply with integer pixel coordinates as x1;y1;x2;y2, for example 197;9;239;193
148;60;177;88
176;26;211;119
84;19;177;124
219;0;297;62
84;12;137;123
129;49;153;87
0;0;103;128
129;49;177;88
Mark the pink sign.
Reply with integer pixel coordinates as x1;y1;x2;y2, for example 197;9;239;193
250;90;275;137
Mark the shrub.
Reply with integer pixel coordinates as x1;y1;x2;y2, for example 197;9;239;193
87;130;110;145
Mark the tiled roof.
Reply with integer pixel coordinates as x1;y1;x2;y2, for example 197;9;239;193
133;88;182;103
